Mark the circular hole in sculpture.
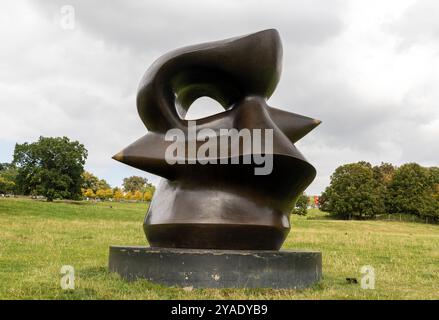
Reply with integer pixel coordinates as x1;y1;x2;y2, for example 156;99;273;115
184;96;226;120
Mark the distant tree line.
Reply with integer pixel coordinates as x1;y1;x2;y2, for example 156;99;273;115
0;136;154;202
320;162;439;221
2;137;438;220
81;173;155;202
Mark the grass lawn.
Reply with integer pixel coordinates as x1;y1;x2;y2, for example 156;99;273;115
0;197;438;299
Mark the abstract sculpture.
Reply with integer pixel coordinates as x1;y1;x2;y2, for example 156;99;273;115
113;29;320;251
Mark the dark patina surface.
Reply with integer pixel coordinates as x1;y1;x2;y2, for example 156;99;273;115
113;29;320;250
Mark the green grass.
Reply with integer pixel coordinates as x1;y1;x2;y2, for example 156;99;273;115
0;197;438;299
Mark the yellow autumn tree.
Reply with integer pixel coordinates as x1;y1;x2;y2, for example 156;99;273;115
84;188;95;199
104;188;113;199
143;190;152;201
95;188;106;200
133;190;142;201
113;190;123;201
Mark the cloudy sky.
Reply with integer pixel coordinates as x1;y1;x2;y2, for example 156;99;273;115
0;0;438;194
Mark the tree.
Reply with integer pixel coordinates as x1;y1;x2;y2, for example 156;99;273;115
113;187;123;201
429;167;439;195
13;136;87;201
133;190;143;201
81;171;110;193
0;176;15;194
431;168;439;218
104;188;113;200
322;162;385;219
95;189;106;200
122;176;148;193
83;188;95;199
139;184;155;202
386;163;437;218
94;188;113;200
98;179;110;191
373;162;395;186
81;171;99;191
291;193;309;215
0;163;17;194
318;192;329;212
143;189;153;202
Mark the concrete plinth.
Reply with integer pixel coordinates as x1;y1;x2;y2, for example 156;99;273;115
108;246;322;289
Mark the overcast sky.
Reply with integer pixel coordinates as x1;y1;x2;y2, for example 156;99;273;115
0;0;438;194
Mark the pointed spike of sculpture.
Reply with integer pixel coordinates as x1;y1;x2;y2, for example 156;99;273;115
268;107;321;143
112;151;124;162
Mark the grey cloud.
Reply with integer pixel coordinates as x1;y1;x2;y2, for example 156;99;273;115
31;0;345;52
385;0;439;49
1;1;438;195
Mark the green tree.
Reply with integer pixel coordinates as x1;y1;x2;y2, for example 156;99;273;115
386;163;437;219
98;179;110;190
291;193;309;215
0;176;15;194
0;163;17;194
81;171;110;192
122;176;148;193
81;171;99;191
318;191;329;212
431;168;439;217
429;167;439;189
322;162;385;219
13;136;87;201
373;162;395;186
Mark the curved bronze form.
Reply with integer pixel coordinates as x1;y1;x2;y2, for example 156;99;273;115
113;29;320;250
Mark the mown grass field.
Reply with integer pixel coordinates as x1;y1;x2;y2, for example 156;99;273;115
0;197;438;299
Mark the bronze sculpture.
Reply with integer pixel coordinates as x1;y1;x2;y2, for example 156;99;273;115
113;29;320;250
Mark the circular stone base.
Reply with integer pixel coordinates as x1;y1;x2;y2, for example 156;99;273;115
108;246;322;289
